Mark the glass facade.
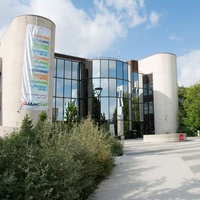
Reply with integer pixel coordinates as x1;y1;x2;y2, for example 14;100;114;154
143;74;154;134
53;54;87;121
89;59;131;136
53;54;155;137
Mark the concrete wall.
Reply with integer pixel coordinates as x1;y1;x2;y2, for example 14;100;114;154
0;15;55;129
139;53;178;134
143;133;186;142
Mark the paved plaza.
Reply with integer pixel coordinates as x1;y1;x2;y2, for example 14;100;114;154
90;137;200;200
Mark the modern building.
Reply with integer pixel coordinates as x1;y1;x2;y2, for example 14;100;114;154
0;15;179;138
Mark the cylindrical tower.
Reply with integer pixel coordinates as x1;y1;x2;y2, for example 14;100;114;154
0;15;55;128
138;53;178;134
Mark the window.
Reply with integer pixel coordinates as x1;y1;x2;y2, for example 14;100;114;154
101;60;108;77
72;62;78;79
101;79;108;96
109;60;116;78
57;59;64;78
109;79;116;97
56;79;64;97
65;60;71;78
117;61;123;79
148;82;153;95
144;84;148;96
123;63;128;80
144;102;148;114
93;60;100;77
149;101;154;114
64;79;71;97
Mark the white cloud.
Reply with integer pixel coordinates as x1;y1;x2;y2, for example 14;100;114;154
169;34;181;41
147;11;160;29
0;0;152;57
105;0;147;27
177;49;200;87
0;0;30;38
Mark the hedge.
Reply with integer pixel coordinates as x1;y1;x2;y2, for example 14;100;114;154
0;115;123;200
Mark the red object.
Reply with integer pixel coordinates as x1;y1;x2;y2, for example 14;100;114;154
179;134;184;141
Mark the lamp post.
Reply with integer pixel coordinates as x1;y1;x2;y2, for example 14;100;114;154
94;87;103;126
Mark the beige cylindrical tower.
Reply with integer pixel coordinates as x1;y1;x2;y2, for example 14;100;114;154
0;15;55;128
139;53;178;134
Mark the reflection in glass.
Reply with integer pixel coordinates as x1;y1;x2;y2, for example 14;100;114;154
132;87;138;97
132;72;138;82
132;72;138;87
65;60;71;78
144;83;148;96
56;79;64;97
93;79;100;91
144;102;148;114
72;80;78;98
101;60;108;77
72;62;78;79
117;85;124;136
123;63;128;80
117;79;123;88
109;79;116;96
64;79;71;97
63;98;70;120
109;98;116;121
101;98;108;120
149;101;154;114
124;81;128;93
93;60;100;77
57;59;64;78
101;79;108;96
109;60;116;78
149;82;153;95
117;61;123;79
56;98;64;121
132;96;139;122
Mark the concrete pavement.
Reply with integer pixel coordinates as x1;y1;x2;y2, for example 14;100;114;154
90;137;200;200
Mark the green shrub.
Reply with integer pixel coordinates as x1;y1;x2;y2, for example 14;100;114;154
66;118;114;198
109;138;124;156
0;116;118;200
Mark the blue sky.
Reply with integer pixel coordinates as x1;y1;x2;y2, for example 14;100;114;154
0;0;200;86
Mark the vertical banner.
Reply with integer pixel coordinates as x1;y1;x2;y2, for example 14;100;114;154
21;24;51;110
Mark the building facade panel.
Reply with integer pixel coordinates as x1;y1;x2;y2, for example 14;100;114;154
0;15;179;138
138;53;178;134
0;15;55;129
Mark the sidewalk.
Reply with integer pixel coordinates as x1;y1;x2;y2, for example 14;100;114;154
90;138;200;200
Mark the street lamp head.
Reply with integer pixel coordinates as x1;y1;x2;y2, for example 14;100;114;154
95;87;103;96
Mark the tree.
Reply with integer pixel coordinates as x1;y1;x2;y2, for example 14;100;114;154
19;114;33;137
38;111;48;122
64;101;80;128
179;82;200;135
178;86;188;133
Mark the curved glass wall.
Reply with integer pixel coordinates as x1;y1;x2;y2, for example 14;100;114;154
90;58;131;137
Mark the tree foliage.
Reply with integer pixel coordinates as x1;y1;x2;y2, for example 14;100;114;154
178;83;200;135
64;101;80;128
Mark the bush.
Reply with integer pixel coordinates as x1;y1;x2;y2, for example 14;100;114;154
0;116;120;200
109;138;124;156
